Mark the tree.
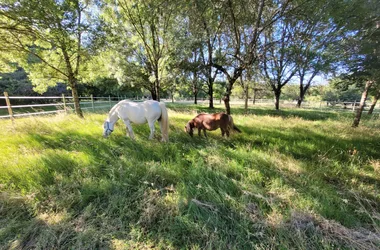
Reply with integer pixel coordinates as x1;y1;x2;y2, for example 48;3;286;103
261;17;298;110
178;45;202;104
211;0;292;114
0;0;96;117
291;2;342;108
183;0;225;109
339;1;380;127
368;88;380;114
237;68;257;113
103;0;179;101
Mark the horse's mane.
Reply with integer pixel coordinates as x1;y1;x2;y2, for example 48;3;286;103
108;100;130;118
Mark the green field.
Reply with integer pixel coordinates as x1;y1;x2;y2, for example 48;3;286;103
0;104;379;249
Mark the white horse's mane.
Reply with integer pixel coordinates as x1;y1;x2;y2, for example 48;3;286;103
107;100;129;120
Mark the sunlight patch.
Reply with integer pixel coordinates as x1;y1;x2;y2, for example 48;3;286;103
111;239;126;250
271;152;304;174
266;209;285;228
37;212;68;225
370;160;380;173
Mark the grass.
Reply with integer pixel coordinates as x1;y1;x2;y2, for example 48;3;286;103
0;103;379;249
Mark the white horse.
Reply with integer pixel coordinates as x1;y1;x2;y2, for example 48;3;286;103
103;100;169;142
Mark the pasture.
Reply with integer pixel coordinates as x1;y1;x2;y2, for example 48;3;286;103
0;104;379;249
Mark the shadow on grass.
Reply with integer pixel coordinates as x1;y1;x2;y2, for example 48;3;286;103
167;103;354;121
0;191;115;249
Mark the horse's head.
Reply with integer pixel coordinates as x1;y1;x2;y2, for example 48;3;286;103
184;121;194;137
103;121;114;138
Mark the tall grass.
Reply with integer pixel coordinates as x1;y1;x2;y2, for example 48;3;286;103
0;104;379;249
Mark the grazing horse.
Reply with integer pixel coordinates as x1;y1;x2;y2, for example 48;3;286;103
185;112;241;137
103;100;169;142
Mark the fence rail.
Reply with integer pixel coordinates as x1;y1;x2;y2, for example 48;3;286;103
0;92;136;120
1;92;378;120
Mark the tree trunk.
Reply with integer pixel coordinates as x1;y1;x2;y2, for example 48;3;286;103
297;85;304;108
297;75;304;108
296;97;303;108
297;84;311;108
244;86;249;113
69;79;83;118
154;68;160;101
352;81;373;127
253;89;256;104
240;75;249;113
151;90;157;101
223;95;231;115
193;73;198;104
244;84;248;113
368;89;380;115
223;79;236;115
297;73;314;108
274;90;281;110
209;81;214;109
61;43;83;118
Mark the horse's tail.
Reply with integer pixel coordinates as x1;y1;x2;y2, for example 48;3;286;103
233;124;242;133
159;102;169;142
228;115;241;133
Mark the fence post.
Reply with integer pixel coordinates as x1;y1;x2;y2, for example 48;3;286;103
91;94;94;111
62;94;67;113
4;92;14;123
109;95;111;108
352;100;356;112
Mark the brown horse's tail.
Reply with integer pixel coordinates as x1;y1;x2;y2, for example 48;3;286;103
233;124;241;133
228;115;241;133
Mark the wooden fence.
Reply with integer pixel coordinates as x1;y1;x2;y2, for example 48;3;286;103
0;92;134;120
1;92;378;120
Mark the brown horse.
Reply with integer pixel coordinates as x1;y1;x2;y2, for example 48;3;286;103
185;112;241;137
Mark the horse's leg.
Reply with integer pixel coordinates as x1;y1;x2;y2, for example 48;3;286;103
123;119;135;140
226;129;230;138
198;128;202;137
203;129;207;137
148;120;155;140
221;128;225;137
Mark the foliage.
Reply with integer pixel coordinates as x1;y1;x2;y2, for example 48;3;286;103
281;84;300;101
0;68;34;96
100;0;182;101
0;0;101;117
289;1;347;107
322;79;363;102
